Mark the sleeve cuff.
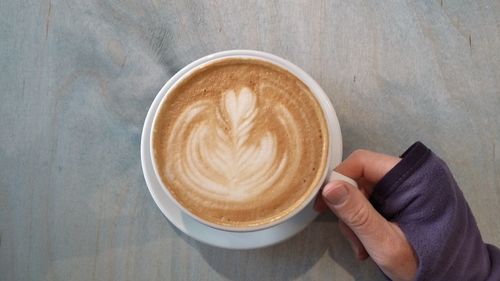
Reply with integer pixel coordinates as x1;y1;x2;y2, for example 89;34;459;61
370;141;431;208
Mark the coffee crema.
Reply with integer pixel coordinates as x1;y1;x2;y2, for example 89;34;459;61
152;58;329;228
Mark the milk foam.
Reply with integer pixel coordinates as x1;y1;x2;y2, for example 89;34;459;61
165;87;299;201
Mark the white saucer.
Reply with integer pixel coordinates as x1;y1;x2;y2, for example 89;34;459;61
140;50;343;249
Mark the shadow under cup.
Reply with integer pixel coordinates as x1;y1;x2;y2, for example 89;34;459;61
149;50;343;232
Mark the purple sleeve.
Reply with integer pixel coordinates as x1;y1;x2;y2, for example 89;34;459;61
370;142;500;281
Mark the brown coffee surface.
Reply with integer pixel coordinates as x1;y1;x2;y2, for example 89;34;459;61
152;58;329;228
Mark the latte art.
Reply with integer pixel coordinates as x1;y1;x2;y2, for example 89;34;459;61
168;87;298;201
152;58;329;227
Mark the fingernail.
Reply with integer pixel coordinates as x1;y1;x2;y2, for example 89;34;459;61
347;239;358;255
323;183;349;206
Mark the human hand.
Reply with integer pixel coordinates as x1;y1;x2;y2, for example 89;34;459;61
315;150;418;281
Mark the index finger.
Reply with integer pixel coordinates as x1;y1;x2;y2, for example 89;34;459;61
335;149;400;184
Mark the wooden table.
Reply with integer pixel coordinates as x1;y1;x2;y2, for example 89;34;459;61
1;1;499;280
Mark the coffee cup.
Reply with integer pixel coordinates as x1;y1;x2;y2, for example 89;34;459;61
150;50;343;232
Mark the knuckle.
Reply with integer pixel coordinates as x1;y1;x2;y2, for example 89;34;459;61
347;204;371;228
350;149;368;162
351;149;365;158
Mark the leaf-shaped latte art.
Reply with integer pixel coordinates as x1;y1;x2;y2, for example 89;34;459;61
166;87;298;201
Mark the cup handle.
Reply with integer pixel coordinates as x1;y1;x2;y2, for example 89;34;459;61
327;171;358;188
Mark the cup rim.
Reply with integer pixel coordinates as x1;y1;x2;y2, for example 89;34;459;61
149;50;342;232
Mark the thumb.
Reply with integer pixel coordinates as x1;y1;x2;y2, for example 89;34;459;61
322;180;393;252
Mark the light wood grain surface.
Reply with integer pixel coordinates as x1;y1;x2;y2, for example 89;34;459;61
1;1;499;280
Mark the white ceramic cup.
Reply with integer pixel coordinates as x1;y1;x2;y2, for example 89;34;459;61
149;50;344;232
